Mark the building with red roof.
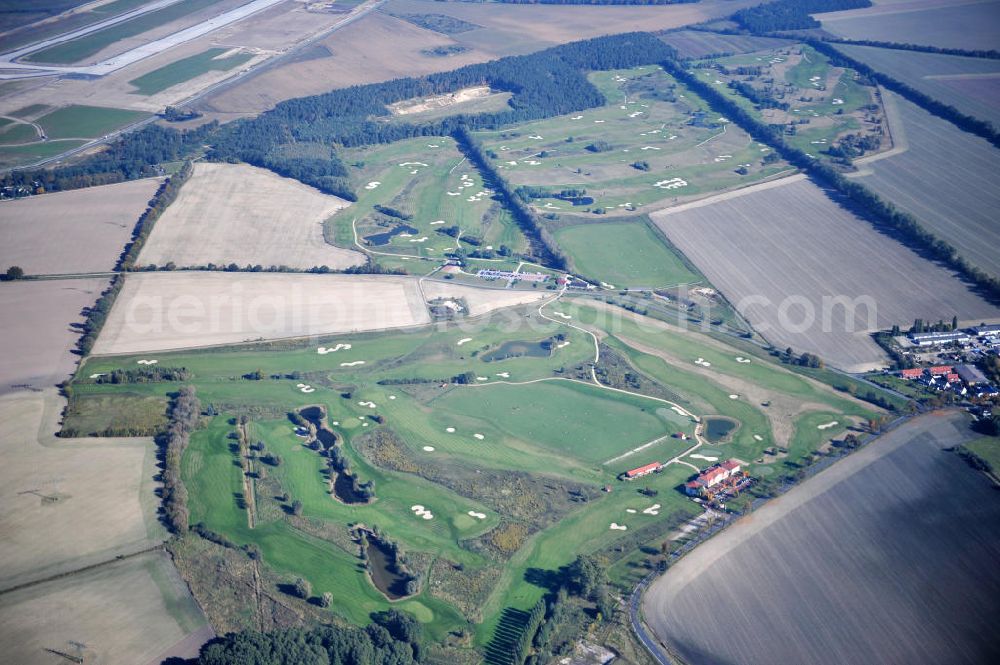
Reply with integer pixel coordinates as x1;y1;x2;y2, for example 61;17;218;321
624;461;662;479
684;459;744;496
929;365;953;376
900;368;923;379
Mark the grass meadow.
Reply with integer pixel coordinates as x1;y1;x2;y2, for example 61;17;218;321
129;48;254;95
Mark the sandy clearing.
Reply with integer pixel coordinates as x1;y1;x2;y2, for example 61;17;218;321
0;277;109;393
420;280;549;317
138;162;363;270
0;550;210;665
0;389;165;590
92;272;433;354
651;178;1000;371
0;178;161;275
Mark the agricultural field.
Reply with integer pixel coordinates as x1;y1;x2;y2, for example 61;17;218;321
819;0;1000;51
0;277;109;393
658;30;792;60
0;177;161;275
0;138;88;169
552;219;702;289
128;46;254;95
474;66;791;216
89;272;552;355
651;177;1000;372
853;91;1000;279
137;162;364;271
835;43;1000;128
643;410;1000;665
36;103;148;139
696;43;889;162
68;288;890;652
0;550;211;665
330;136;528;260
0;390;165;588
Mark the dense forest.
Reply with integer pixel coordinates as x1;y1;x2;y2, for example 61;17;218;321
660;58;1000;301
733;0;872;34
195;610;422;665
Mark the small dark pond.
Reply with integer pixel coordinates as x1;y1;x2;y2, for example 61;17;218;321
704;416;739;443
366;536;411;600
364;224;419;246
481;339;554;362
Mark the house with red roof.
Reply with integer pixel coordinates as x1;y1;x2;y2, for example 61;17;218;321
623;461;662;480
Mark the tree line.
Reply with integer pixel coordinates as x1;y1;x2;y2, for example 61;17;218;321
160;386;201;534
821;37;1000;60
660;58;1000;302
118;160;192;271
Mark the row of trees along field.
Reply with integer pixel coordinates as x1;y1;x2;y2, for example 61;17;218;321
821;37;1000;60
117;160;192;271
160;386;200;534
731;0;872;34
659;58;1000;302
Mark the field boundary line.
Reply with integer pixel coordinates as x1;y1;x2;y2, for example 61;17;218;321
0;544;164;596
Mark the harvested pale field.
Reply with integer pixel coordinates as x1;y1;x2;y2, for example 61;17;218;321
137;162;364;270
93;272;433;354
0;389;165;589
0;550;211;665
420;279;550;317
651;178;1000;371
0;178;160;275
658;30;791;59
0;278;109;393
201;0;761;116
854;91;1000;278
820;0;1000;51
836;43;1000;128
643;410;1000;665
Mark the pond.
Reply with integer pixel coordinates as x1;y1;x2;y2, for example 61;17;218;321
703;416;738;443
481;339;553;362
363;223;419;246
366;535;411;600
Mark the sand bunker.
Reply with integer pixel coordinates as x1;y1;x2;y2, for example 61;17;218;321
365;182;380;190
655;178;688;190
340;361;366;367
446;427;456;433
552;311;572;320
626;508;637;514
610;523;628;531
476;376;488;381
358;401;376;408
318;343;352;354
422;446;435;452
729;394;739;400
735;356;751;364
473;433;485;440
643;504;661;516
468;511;487;520
817;421;839;430
694;358;712;367
136;359;158;365
690;454;719;462
495;372;510;378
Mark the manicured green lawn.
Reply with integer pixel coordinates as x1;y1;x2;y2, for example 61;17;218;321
129;48;253;95
554;220;701;288
37;104;148;140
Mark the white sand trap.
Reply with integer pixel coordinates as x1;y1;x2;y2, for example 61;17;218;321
362;422;369;427
428;144;439;148
528;135;543;140
506;161;518;166
552;311;572;320
89;373;105;379
729;394;739;400
318;343;352;354
431;220;446;225
468;511;487;519
643;504;661;515
422;512;433;520
365;182;380;190
572;115;583;120
817;421;839;430
641;146;661;151
423;446;435;452
473;433;485;440
358;401;376;408
332;421;340;426
446;427;456;433
136;359;158;365
447;192;461;196
340;361;366;367
626;509;637;514
301;387;315;394
388;395;396;400
495;372;510;378
654;178;688;190
476;376;488;381
410;170;419;175
556;341;570;349
610;523;628;531
398;162;428;167
594;120;605;123
629;111;645;117
456;338;473;346
735;356;751;364
753;434;764;441
408;237;428;243
296;383;306;388
690;454;719;462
